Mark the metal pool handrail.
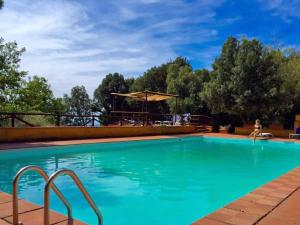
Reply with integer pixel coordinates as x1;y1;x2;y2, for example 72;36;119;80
44;169;103;225
12;166;72;225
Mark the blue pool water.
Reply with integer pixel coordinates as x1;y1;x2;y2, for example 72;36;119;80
1;137;300;225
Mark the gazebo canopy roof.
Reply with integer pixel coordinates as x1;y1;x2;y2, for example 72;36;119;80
111;90;178;102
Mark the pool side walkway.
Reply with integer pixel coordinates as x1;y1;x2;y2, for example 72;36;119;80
0;191;87;225
1;133;299;151
0;134;193;150
1;133;300;225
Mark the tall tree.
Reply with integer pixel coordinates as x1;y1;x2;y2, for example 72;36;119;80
130;57;190;93
202;37;283;123
0;38;26;112
65;86;91;125
277;50;300;126
167;63;210;114
201;37;238;114
130;57;190;113
19;76;55;112
0;0;3;10
93;73;130;113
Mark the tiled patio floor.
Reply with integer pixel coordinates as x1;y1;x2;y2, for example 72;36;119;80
0;191;87;225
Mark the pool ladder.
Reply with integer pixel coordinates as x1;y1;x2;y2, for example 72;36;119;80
12;166;103;225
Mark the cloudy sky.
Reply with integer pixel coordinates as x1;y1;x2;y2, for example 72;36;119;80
0;0;299;96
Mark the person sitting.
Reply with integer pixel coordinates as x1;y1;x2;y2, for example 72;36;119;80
249;119;262;141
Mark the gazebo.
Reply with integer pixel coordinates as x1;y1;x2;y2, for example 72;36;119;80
110;91;179;126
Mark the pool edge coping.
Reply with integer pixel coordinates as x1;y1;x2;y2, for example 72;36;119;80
1;132;299;151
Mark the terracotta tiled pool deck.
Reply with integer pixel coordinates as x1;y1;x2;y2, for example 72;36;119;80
1;133;300;225
0;191;87;225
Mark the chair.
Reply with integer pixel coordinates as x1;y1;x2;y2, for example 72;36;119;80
162;121;172;126
153;121;163;126
289;127;300;139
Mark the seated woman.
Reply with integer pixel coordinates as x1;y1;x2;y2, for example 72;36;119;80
249;119;262;141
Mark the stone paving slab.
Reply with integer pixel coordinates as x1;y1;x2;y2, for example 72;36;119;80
0;193;11;204
0;200;41;218
0;191;87;225
0;220;10;225
4;209;67;225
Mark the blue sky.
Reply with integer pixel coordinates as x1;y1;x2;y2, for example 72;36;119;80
0;0;300;96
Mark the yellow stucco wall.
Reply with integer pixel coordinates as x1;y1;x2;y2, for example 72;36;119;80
235;127;293;138
0;126;198;142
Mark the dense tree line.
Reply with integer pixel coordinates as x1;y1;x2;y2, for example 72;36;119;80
1;36;300;127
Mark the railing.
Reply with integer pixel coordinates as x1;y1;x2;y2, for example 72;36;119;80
109;111;213;127
0;112;100;128
109;111;149;126
189;114;214;126
44;169;103;225
12;166;72;225
0;111;213;128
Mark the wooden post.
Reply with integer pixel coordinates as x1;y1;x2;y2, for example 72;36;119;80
92;116;95;127
175;97;178;124
145;92;148;112
56;114;61;126
145;92;148;126
11;113;15;127
113;95;116;111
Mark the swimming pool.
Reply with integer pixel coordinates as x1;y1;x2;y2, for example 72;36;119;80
1;136;300;225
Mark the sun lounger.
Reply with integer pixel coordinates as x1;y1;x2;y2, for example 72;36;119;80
153;121;163;126
154;121;173;126
162;121;172;126
289;127;300;139
256;133;273;140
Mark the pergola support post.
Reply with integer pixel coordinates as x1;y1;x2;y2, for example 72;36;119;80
175;97;178;124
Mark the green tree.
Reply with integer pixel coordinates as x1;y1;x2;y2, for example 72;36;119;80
201;37;238;114
51;97;68;114
279;51;300;101
277;50;300;126
130;57;190;113
130;57;190;93
65;86;91;125
202;37;283;124
167;63;210;114
0;38;26;112
0;0;3;10
93;73;130;113
19;76;55;112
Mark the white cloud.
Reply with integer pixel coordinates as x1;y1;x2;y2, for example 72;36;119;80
0;0;227;96
258;0;300;22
